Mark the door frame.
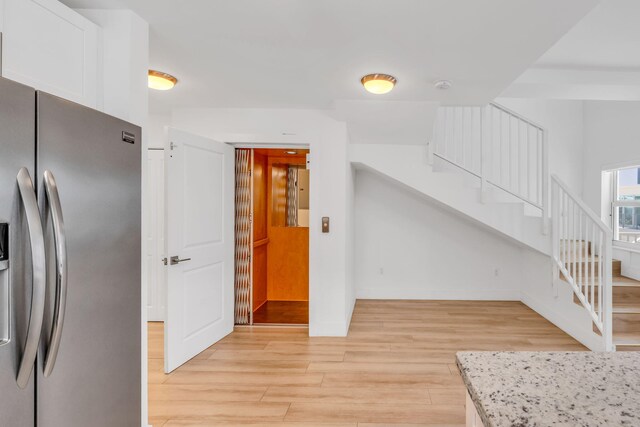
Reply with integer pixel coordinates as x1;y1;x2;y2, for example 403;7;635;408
142;132;314;426
146;148;166;321
232;143;311;326
236;142;313;328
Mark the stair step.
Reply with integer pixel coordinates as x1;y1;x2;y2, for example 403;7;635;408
569;273;640;309
562;259;621;273
614;305;640;314
564;274;638;287
613;309;640;334
614;332;640;351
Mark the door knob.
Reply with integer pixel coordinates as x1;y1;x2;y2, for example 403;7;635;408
170;256;191;265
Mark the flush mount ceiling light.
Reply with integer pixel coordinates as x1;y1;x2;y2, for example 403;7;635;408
148;70;178;90
361;73;397;94
285;150;298;155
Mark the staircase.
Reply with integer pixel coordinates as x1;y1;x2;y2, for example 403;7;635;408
559;240;640;350
350;102;637;352
611;272;640;351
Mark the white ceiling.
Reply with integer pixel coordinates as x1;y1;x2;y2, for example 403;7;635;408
535;0;640;69
503;0;640;100
62;0;598;112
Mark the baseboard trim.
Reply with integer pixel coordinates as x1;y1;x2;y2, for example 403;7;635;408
309;320;348;337
356;288;520;301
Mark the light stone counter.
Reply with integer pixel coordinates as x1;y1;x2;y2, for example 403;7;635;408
456;351;640;427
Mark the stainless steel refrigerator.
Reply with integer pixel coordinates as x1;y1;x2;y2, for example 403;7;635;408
0;76;141;426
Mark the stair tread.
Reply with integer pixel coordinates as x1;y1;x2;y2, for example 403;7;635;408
613;276;640;286
614;332;640;345
562;275;639;286
613;305;640;314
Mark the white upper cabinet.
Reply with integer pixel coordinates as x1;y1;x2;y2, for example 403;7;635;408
0;0;99;108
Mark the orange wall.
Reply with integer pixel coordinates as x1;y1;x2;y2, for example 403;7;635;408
267;155;309;301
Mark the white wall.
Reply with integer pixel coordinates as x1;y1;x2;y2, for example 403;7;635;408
355;170;522;300
147;113;171;149
169;108;355;336
583;101;640;213
354;99;587;300
354;168;604;349
497;98;586;195
583;101;640;281
351;99;606;349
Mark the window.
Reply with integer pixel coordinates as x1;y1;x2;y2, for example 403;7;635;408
612;165;640;246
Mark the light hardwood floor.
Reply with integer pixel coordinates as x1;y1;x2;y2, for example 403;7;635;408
148;300;586;426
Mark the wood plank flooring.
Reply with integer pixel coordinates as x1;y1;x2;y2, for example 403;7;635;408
253;301;309;325
148;300;586;426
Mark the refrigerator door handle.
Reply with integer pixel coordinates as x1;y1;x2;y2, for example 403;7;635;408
42;170;67;377
15;167;46;389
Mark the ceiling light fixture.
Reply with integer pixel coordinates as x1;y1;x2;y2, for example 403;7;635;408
285;150;298;155
148;70;178;90
433;79;452;90
361;73;397;95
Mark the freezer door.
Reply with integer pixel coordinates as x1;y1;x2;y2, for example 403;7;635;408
0;77;37;426
36;92;141;427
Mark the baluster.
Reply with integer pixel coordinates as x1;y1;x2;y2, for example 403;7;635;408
507;115;512;192
564;192;571;275
559;188;564;268
591;223;596;311
460;107;467;168
542;130;549;234
508;113;512;191
518;120;523;200
578;211;583;296
567;199;572;279
563;191;568;272
584;219;589;306
455;108;460;164
598;230;604;324
571;200;578;283
443;107;448;158
537;130;542;206
448;107;454;160
498;108;503;186
525;126;530;202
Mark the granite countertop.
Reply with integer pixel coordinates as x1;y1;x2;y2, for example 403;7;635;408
456;351;640;427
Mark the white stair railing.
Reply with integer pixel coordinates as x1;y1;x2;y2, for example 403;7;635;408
551;174;613;350
431;103;613;350
431;103;549;232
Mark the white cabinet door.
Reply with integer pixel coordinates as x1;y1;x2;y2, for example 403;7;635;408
0;0;99;108
164;128;234;373
146;149;166;321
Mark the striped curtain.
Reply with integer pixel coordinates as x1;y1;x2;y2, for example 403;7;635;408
286;166;299;227
234;149;252;324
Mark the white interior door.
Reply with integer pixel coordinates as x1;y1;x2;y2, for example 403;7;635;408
164;128;234;373
146;149;166;321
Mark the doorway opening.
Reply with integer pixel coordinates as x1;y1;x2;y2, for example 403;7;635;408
234;148;310;325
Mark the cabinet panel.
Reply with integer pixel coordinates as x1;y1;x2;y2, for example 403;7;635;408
0;0;99;107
